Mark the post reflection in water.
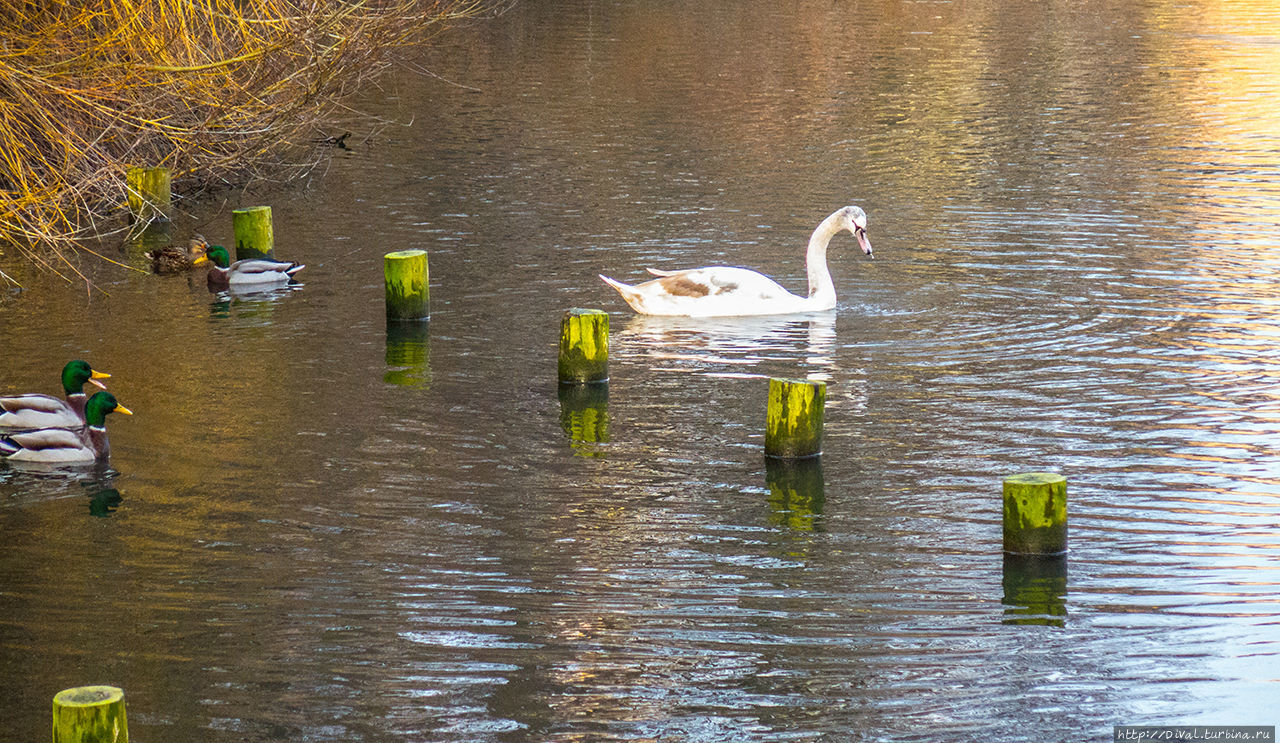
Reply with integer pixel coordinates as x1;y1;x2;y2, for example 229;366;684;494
385;321;431;388
764;457;825;531
558;383;609;456
1001;554;1068;627
122;221;172;270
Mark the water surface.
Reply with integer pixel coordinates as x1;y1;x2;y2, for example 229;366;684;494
3;0;1280;740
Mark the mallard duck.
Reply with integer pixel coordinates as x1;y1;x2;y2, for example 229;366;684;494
146;234;211;274
205;245;305;289
0;391;132;463
599;206;873;317
0;360;110;432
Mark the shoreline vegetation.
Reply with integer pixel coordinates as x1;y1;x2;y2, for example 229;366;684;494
0;0;498;287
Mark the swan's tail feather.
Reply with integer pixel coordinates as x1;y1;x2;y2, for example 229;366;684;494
599;274;647;313
645;267;680;277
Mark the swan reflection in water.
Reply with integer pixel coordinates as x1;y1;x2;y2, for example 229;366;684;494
616;311;839;379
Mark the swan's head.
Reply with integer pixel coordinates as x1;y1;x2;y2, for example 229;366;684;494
841;206;872;258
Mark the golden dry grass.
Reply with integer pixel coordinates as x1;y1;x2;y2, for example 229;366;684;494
0;0;491;285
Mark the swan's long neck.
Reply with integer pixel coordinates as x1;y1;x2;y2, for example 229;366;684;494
804;211;845;307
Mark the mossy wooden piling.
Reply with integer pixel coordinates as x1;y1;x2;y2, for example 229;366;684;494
558;308;609;384
125;166;170;222
384;250;430;321
765;377;825;458
232;205;274;260
1002;472;1068;555
53;686;128;743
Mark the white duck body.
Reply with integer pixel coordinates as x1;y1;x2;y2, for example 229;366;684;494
0;427;102;463
0;394;88;432
205;245;304;289
213;259;305;286
600;205;872;317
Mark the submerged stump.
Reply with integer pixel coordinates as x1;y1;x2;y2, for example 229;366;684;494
53;686;128;743
125;166;170;222
232;206;274;260
1002;472;1068;555
765;377;825;459
558;308;609;384
384;250;430;321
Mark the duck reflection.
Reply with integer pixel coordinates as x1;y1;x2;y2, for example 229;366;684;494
1001;554;1068;627
385;321;431;388
207;283;303;321
86;486;123;517
558;383;609;456
765;457;824;531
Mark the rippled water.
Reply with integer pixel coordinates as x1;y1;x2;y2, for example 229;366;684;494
3;0;1280;740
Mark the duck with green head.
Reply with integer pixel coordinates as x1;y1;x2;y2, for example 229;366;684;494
146;234;211;274
0;391;133;463
205;245;304;290
0;360;111;432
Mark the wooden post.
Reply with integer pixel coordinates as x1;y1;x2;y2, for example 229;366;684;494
384;250;430;321
558;309;608;384
125;166;170;222
53;686;128;743
765;377;825;458
1002;472;1067;555
232;206;274;260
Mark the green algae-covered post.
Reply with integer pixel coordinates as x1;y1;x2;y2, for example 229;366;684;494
384;250;430;321
558;308;609;385
765;377;825;458
232;205;274;260
53;686;128;743
1002;472;1068;555
125;166;170;222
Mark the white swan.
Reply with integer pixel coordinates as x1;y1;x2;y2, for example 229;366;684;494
599;206;872;317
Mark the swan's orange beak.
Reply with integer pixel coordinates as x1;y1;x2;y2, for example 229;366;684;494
855;227;873;258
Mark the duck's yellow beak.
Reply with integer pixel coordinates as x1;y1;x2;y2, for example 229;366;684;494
193;254;210;266
114;403;133;416
90;370;110;389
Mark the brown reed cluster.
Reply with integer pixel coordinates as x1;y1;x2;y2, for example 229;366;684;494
0;0;490;284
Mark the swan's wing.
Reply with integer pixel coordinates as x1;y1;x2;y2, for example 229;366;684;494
646;267;795;298
645;268;681;277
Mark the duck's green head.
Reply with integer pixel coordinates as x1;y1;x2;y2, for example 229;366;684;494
206;245;231;269
62;360;110;396
84;391;133;428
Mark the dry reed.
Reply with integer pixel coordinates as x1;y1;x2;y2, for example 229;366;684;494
0;0;492;286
